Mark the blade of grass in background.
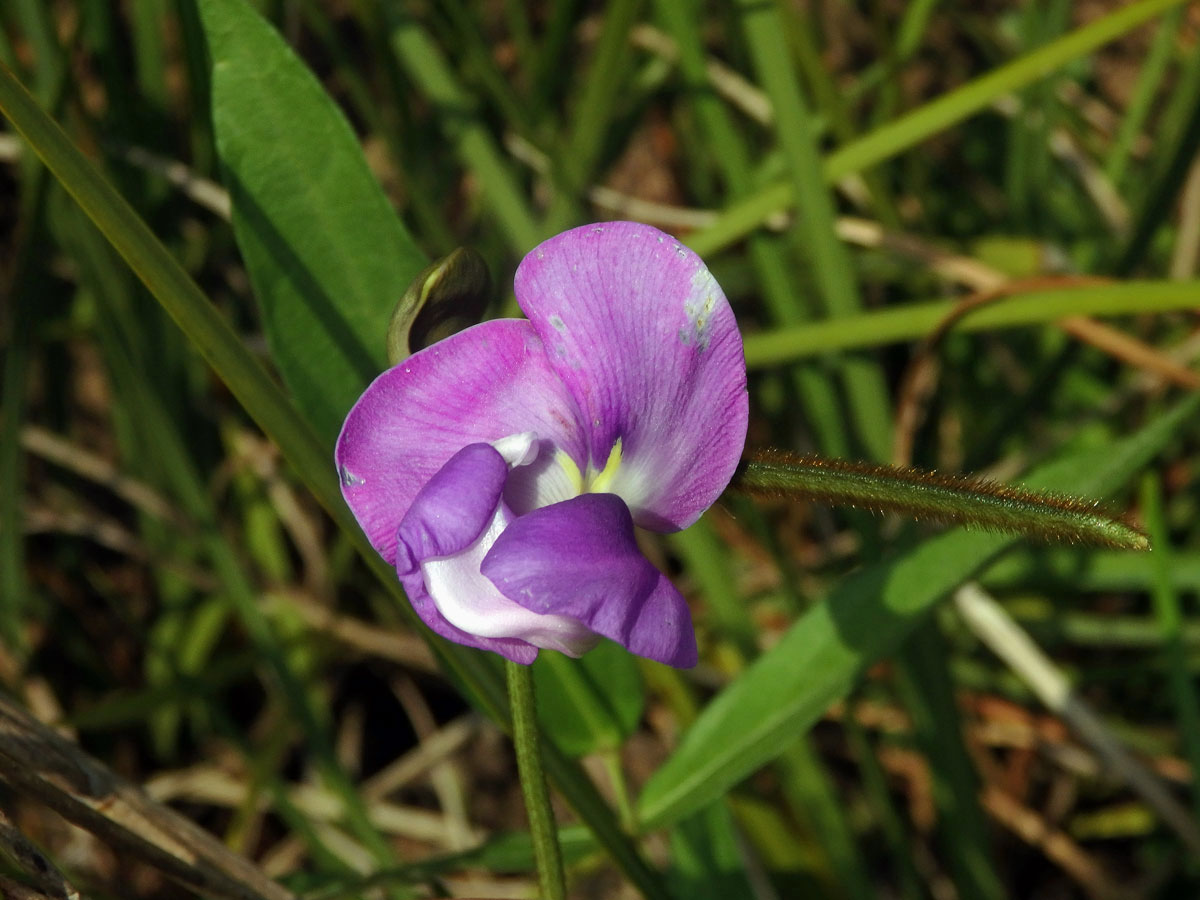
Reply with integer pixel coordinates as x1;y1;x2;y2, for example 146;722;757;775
734;0;891;462
667;802;759;900
775;740;875;900
844;714;926;900
1103;5;1183;192
1114;34;1200;274
544;0;640;230
433;0;538;142
129;0;170;126
385;7;543;255
895;629;1005;900
687;0;1189;257
10;0;64;104
529;0;583;113
742;281;1200;367
653;0;852;457
1003;0;1071;236
783;7;903;231
867;0;941;134
0;137;53;645
0;275;33;646
637;393;1200;830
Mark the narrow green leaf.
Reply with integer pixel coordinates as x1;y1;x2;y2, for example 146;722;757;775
197;0;427;444
385;8;543;254
0;287;32;645
637;395;1200;830
896;629;1005;900
545;0;641;229
1103;6;1182;190
776;739;875;900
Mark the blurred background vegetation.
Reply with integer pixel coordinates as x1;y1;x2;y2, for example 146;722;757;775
3;0;1200;897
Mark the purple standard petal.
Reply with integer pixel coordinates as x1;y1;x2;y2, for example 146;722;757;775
514;222;748;531
481;493;698;668
336;319;587;564
396;444;599;664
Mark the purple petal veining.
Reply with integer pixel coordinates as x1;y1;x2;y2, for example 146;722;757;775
515;222;748;531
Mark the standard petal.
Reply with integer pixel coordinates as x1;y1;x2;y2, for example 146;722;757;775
336;319;587;565
480;494;698;668
396;443;598;662
514;222;748;531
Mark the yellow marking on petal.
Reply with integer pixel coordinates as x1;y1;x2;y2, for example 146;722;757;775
587;439;623;494
557;450;585;495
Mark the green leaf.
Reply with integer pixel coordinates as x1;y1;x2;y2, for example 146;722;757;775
533;642;645;757
198;0;427;444
637;395;1200;830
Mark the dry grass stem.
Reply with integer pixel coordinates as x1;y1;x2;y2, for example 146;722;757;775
0;695;293;900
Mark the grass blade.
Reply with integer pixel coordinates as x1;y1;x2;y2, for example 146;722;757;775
734;0;891;461
688;0;1189;257
742;280;1200;367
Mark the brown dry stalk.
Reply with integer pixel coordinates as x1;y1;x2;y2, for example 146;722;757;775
0;695;293;900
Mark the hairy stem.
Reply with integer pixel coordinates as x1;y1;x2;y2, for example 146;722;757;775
731;451;1148;550
506;660;567;900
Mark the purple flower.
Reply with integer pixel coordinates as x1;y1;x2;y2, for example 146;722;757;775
335;222;748;667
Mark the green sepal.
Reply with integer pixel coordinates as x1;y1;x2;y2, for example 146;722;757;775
387;247;492;365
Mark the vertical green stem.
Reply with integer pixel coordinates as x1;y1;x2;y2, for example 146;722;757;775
506;659;567;900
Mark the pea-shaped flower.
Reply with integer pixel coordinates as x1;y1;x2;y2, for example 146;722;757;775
336;223;748;667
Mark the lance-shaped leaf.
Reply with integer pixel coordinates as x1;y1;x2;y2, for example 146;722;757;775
198;0;427;444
